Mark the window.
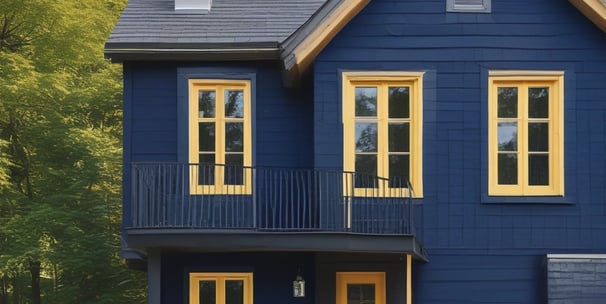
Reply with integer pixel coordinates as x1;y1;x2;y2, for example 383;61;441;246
336;272;386;304
189;79;252;194
189;273;253;304
488;71;563;196
446;0;491;13
342;72;423;197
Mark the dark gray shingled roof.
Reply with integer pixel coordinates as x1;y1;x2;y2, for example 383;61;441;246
105;0;326;60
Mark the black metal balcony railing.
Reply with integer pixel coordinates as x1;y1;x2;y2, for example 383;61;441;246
130;163;418;235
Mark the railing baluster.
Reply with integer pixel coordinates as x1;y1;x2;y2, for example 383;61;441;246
130;163;417;236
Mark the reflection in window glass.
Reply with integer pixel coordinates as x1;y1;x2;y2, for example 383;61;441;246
225;90;244;118
498;87;517;118
497;122;517;151
355;123;378;152
199;91;216;118
355;87;377;117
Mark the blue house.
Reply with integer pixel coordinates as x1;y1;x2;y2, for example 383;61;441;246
105;0;606;303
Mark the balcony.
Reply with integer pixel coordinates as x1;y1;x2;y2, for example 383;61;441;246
125;163;426;260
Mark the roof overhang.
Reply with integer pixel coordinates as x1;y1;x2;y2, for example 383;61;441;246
105;0;606;84
104;43;281;62
103;0;370;86
569;0;606;32
124;228;429;262
280;0;371;86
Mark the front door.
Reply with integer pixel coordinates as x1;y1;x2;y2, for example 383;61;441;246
336;272;386;304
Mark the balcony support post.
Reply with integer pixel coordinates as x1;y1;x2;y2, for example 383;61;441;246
148;250;161;304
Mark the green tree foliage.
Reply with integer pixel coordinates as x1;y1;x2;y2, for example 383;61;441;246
0;0;146;303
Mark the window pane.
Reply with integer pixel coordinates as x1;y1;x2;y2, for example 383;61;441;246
389;155;409;188
225;123;243;152
528;123;548;152
198;155;215;185
388;87;409;118
497;87;517;118
199;123;216;152
224;154;244;185
355;87;377;117
225;280;244;304
199;90;216;118
528;87;549;118
347;284;375;304
388;123;409;152
498;122;517;151
355;155;378;188
498;153;518;185
529;154;549;185
199;280;216;304
225;90;244;118
355;123;378;152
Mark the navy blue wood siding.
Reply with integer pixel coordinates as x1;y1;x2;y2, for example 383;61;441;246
124;61;313;166
314;0;606;302
122;61;314;227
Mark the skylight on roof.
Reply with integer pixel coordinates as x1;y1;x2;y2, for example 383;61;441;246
175;0;212;14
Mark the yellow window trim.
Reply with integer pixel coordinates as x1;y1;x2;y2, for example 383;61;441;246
189;272;253;304
342;72;424;198
188;79;252;195
336;272;386;304
488;72;564;196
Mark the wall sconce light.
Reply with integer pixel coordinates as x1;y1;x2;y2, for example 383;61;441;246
293;268;305;298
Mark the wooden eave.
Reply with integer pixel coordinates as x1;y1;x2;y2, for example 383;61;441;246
569;0;606;32
280;0;371;86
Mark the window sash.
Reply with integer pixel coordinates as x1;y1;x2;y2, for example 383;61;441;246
189;80;252;195
342;73;423;198
488;75;563;196
189;273;253;304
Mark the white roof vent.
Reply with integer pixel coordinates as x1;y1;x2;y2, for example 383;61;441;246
175;0;212;14
447;0;491;13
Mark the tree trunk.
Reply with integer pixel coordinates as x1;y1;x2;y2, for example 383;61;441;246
0;275;7;304
29;260;40;304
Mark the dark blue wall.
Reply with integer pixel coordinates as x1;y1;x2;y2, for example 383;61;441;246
122;61;314;228
124;61;313;166
314;0;606;302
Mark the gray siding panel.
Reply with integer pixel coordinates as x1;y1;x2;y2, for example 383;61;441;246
548;255;606;304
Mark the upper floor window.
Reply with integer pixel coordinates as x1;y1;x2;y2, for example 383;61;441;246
446;0;491;13
189;79;252;194
488;71;564;196
342;72;423;197
189;272;253;304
